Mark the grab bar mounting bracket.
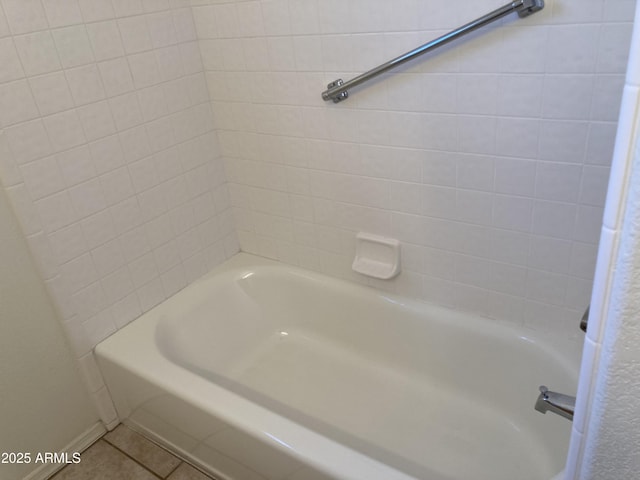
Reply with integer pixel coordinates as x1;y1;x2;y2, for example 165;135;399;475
517;0;544;17
324;79;348;103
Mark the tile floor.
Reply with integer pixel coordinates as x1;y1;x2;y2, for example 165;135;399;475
51;424;217;480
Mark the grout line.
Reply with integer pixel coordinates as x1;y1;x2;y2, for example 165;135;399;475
100;437;165;480
164;460;183;479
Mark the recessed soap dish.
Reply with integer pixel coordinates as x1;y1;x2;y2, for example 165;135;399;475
352;232;401;280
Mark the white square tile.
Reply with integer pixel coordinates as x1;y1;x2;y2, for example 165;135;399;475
147;11;176;48
48;222;88;264
109;92;143;131
179;41;202;75
496;118;540;159
494;158;536;197
161;262;186;296
52;25;95;68
539;120;588;164
491;229;530;266
457;74;498;115
81;209;116;250
596;23;633;73
497;74;543;117
173;7;197;42
0;38;25;82
4;119;52;164
2;0;48;35
82;310;116;349
43;109;86;152
128;155;158;193
90;134;124;175
68;178;107;218
72;281;107;323
542;75;594;120
42;0;83;28
65;64;106;105
456;190;493;226
99;166;134;205
56;145;95;186
580;165;610;206
77;100;117;141
98;57;134;97
92;237;125;276
535;162;582;203
499;25;547;73
14;31;62;76
0;79;39;127
526;269;567;306
456;154;494;192
117;16;152;54
86;20;124;61
142;0;169;13
545;24;599;73
570;241;598;279
111;292;142;328
146;116;175;153
136;277;165;311
20;155;66;200
528;235;572;274
492;195;534;233
111;0;143;17
119;224;151;262
78;0;115;23
573;205;604;244
585;122;617;166
58;254;98;299
118;125;150;162
457;115;496;155
35;190;77;232
590;74;625;121
29;71;75;116
129;252;159;288
155;45;184;82
532;200;577;240
137;84;168;121
127;50;161;88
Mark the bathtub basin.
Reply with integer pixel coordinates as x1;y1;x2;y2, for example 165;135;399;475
96;253;579;480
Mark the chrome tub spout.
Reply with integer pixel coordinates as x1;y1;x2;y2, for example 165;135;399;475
535;386;575;421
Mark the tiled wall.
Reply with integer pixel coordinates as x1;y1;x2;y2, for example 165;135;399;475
197;0;635;339
0;0;636;426
0;0;238;424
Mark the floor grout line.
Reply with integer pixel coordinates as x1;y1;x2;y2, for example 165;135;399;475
98;438;165;480
163;460;184;479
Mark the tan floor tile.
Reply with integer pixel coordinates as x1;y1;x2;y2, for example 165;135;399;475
104;425;181;478
167;463;216;480
51;440;157;480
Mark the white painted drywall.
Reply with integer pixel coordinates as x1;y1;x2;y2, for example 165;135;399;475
0;187;99;480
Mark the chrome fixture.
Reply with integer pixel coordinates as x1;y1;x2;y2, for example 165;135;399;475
321;0;545;103
535;386;575;421
580;305;589;332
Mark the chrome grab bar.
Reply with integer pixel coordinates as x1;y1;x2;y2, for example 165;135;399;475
321;0;545;103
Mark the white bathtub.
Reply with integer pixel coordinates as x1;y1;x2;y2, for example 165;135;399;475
96;253;579;480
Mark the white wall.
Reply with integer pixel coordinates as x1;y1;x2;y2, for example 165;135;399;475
197;0;635;339
566;0;640;476
0;186;99;480
0;0;238;424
